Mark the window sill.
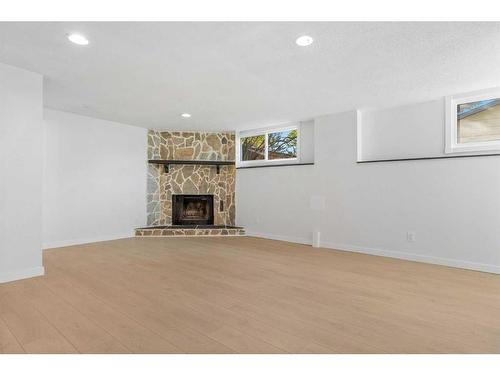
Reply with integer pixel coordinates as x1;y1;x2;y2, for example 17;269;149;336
236;162;314;169
357;153;500;163
445;144;500;154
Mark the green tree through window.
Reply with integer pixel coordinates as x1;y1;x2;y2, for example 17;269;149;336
241;134;265;161
268;129;297;159
240;128;298;161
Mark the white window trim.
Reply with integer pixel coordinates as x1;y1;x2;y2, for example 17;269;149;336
237;124;300;167
445;87;500;154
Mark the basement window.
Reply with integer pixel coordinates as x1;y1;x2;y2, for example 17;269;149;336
446;89;500;153
238;126;298;165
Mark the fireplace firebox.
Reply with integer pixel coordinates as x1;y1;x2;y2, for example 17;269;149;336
172;195;214;225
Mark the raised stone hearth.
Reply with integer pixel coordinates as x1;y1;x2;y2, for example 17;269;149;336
135;225;245;237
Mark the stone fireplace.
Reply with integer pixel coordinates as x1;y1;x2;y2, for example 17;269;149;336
172;194;214;225
135;130;244;237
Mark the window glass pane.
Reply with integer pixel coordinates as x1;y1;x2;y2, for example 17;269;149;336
268;129;298;159
240;135;265;161
457;98;500;143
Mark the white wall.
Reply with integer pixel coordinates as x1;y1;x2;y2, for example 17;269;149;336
299;120;315;163
237;106;500;274
0;62;44;283
359;100;446;160
43;109;148;248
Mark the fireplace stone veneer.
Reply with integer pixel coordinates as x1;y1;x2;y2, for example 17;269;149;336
146;131;236;226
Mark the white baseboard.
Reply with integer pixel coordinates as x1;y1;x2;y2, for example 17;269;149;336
320;241;500;275
0;266;45;284
43;232;134;250
247;231;500;275
246;231;311;246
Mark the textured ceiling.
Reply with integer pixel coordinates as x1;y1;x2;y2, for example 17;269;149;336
0;22;499;131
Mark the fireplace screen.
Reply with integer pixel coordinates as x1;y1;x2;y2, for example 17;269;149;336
172;195;214;225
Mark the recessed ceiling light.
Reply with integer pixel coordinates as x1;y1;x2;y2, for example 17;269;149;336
181;113;192;118
296;35;314;47
68;33;89;45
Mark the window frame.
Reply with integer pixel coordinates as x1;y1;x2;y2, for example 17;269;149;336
237;124;300;166
445;88;500;154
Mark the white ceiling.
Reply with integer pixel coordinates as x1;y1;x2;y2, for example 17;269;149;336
0;22;499;131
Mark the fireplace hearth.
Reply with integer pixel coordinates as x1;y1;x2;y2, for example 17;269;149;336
172;195;214;226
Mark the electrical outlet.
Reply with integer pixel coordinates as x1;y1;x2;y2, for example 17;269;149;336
406;231;416;242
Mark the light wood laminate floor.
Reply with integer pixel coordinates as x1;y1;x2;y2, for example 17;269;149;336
1;236;499;353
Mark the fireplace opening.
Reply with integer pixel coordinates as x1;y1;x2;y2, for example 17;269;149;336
172;195;214;226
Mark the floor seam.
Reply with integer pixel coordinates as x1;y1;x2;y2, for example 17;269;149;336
0;311;26;354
